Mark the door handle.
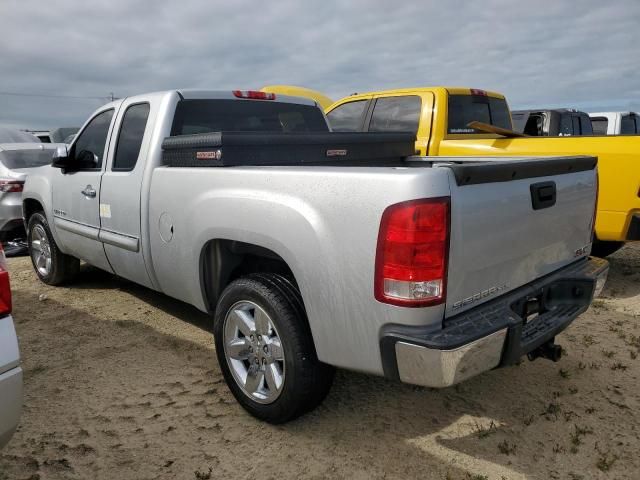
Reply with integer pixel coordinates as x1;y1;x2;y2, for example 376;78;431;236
81;185;96;198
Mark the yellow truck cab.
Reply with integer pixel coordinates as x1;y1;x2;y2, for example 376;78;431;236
326;87;640;256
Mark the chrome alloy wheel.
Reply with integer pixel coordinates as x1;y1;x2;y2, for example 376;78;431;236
223;301;285;404
30;224;52;277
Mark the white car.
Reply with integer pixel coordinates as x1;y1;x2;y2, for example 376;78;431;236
0;245;21;448
589;112;640;135
0;143;61;241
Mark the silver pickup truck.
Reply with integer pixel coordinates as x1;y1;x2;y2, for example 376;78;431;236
22;89;608;423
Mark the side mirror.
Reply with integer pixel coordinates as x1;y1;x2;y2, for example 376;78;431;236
76;150;99;168
51;145;70;169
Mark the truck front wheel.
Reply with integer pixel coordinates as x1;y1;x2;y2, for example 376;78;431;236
213;273;334;423
27;212;80;285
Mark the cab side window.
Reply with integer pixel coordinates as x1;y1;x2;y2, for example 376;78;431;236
559;115;573;136
523;113;544;136
113;103;150;171
590;117;608;135
621;115;638;135
72;109;114;169
326;100;367;132
368;96;421;133
572;116;581;135
579;115;593;135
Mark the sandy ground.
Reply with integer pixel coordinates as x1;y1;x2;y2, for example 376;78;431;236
0;245;639;480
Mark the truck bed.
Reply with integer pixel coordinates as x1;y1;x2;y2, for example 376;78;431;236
437;135;640;243
148;153;597;374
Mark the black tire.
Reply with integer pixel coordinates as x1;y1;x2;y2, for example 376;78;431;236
27;212;80;285
213;273;334;423
591;239;625;258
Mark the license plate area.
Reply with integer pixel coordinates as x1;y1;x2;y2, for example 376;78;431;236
513;288;548;326
507;279;594;353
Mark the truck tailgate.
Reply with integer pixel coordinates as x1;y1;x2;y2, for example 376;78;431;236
439;156;597;318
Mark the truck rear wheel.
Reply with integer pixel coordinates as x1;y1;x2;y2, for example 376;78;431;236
27;212;80;285
213;273;334;423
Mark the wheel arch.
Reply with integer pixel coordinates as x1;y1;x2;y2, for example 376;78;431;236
22;197;45;228
199;239;297;313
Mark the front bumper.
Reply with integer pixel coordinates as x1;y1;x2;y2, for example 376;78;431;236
380;257;609;388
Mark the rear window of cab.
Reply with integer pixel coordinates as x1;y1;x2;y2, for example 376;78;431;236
621;114;640;135
170;99;329;135
447;94;512;134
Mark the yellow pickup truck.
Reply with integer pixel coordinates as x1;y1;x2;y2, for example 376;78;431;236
325;87;640;257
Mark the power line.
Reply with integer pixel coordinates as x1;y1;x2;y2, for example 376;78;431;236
0;91;112;100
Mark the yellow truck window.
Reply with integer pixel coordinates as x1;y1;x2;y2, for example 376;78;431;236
326;100;368;132
369;96;421;133
447;94;511;134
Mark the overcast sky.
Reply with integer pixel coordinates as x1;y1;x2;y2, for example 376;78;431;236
1;0;639;129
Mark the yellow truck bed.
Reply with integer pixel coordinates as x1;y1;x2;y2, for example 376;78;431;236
325;87;640;250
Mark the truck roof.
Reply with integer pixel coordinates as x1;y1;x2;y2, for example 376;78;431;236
513;108;587;115
98;89;321;112
589;111;637;117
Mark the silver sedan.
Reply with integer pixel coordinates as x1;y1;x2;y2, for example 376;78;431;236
0;143;60;241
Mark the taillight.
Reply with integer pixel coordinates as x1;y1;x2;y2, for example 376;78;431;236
470;88;488;96
375;198;450;307
0;244;11;315
0;180;24;193
232;90;276;100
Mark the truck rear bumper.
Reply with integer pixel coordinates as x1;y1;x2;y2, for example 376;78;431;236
380;257;609;388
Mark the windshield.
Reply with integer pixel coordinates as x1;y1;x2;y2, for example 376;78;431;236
0;148;55;169
171;99;329;136
447;94;512;134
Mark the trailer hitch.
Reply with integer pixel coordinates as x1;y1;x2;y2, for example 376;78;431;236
527;339;562;362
